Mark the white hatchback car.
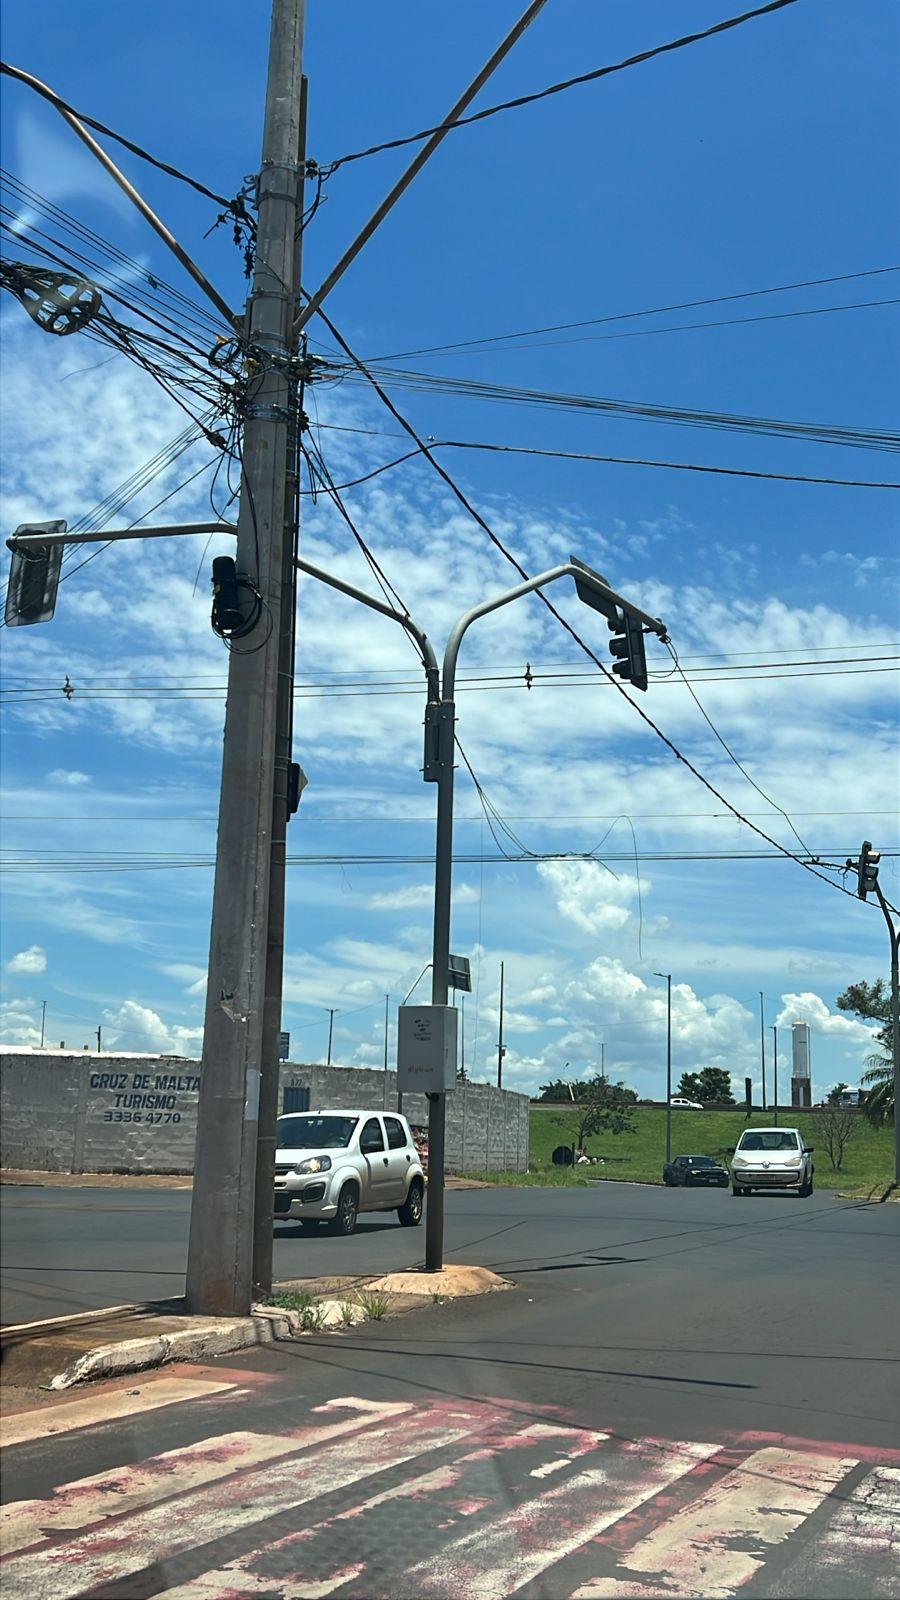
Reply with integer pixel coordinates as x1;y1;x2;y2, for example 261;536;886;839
274;1108;425;1235
670;1097;704;1111
729;1126;815;1197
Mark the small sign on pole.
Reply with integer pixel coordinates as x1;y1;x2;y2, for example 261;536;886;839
397;1005;458;1093
278;1031;291;1061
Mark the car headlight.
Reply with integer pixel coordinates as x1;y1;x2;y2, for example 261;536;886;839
294;1155;332;1175
784;1155;802;1167
733;1155;748;1166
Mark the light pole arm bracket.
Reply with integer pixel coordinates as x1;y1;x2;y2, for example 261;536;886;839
295;553;439;692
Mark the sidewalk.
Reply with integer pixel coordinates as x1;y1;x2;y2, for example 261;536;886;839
0;1168;492;1190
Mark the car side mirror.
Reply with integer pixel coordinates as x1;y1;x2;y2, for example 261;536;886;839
805;1146;815;1154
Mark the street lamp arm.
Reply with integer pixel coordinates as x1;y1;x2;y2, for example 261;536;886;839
295;554;439;693
442;561;666;698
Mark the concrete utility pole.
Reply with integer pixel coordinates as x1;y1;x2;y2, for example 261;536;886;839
759;992;767;1111
497;961;505;1088
39;1001;46;1049
772;1024;778;1125
252;71;307;1298
96;1026;102;1053
186;0;307;1317
326;1008;336;1068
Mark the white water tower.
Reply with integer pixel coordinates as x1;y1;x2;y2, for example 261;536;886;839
791;1021;812;1107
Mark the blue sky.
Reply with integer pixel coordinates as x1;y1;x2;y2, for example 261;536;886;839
1;0;897;1097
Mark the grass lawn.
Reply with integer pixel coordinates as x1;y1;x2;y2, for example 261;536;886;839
464;1105;894;1195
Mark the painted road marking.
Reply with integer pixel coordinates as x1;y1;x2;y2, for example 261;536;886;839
403;1438;717;1600
1;1401;413;1556
0;1377;236;1450
4;1411;474;1599
572;1445;857;1598
153;1417;615;1597
779;1465;900;1598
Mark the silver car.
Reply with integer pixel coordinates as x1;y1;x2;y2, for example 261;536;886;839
729;1126;815;1197
273;1108;425;1235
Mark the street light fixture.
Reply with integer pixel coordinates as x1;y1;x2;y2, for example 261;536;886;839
654;972;673;1163
295;551;667;1269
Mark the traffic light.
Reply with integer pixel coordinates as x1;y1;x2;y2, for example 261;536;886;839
568;555;649;691
857;840;880;900
608;609;648;692
4;523;66;626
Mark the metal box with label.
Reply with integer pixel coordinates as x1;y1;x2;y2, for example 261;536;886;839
397;1004;458;1093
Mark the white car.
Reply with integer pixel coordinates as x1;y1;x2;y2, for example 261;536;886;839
670;1097;704;1111
729;1126;815;1197
274;1108;425;1235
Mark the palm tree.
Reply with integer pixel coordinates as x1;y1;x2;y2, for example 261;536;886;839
862;1050;894;1126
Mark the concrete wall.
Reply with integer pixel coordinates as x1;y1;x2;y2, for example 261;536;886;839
1;1052;530;1175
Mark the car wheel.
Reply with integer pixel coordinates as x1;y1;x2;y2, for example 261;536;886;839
798;1176;813;1198
397;1178;424;1227
330;1184;359;1236
732;1184;746;1197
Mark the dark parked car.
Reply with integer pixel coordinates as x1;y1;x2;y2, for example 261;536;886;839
663;1154;729;1188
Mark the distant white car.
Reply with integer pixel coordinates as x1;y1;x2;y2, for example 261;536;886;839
670;1097;704;1110
729;1126;815;1197
273;1108;425;1235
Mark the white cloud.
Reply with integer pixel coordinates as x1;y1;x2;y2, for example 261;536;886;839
0;999;42;1047
6;945;47;974
366;882;478;911
775;992;877;1047
48;769;90;786
101;1000;203;1055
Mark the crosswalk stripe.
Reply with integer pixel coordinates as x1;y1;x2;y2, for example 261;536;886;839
778;1466;900;1598
1;1378;236;1450
402;1437;717;1600
3;1410;474;1600
572;1445;858;1597
154;1419;615;1598
1;1402;412;1556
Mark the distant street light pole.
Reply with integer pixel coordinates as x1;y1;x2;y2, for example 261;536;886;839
497;961;506;1088
325;1008;336;1068
40;1000;46;1049
654;972;673;1163
293;552;667;1269
383;994;390;1109
759;992;767;1111
772;1024;779;1125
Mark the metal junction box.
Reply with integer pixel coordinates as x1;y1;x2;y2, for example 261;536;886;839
397;1004;458;1093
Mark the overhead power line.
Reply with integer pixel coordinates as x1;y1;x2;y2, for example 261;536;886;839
311;304;884;909
366;265;900;362
0;61;234;208
324;0;800;170
302;434;900;493
332;364;900;455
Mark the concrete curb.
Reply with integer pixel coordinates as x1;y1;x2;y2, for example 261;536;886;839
48;1312;290;1391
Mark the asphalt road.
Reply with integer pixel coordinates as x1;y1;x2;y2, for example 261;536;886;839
3;1181;898;1598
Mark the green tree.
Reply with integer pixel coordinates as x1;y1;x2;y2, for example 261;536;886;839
827;1082;849;1105
677;1067;735;1104
836;979;893;1127
574;1078;637;1150
536;1078;593;1103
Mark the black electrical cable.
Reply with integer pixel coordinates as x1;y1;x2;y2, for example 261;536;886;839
298;437;900;493
366;266;900;363
331;363;899;455
323;0;800;170
310;302;882;908
0;62;234;208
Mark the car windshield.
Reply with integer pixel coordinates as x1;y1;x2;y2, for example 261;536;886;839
276;1114;358;1150
739;1131;800;1151
686;1156;716;1167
